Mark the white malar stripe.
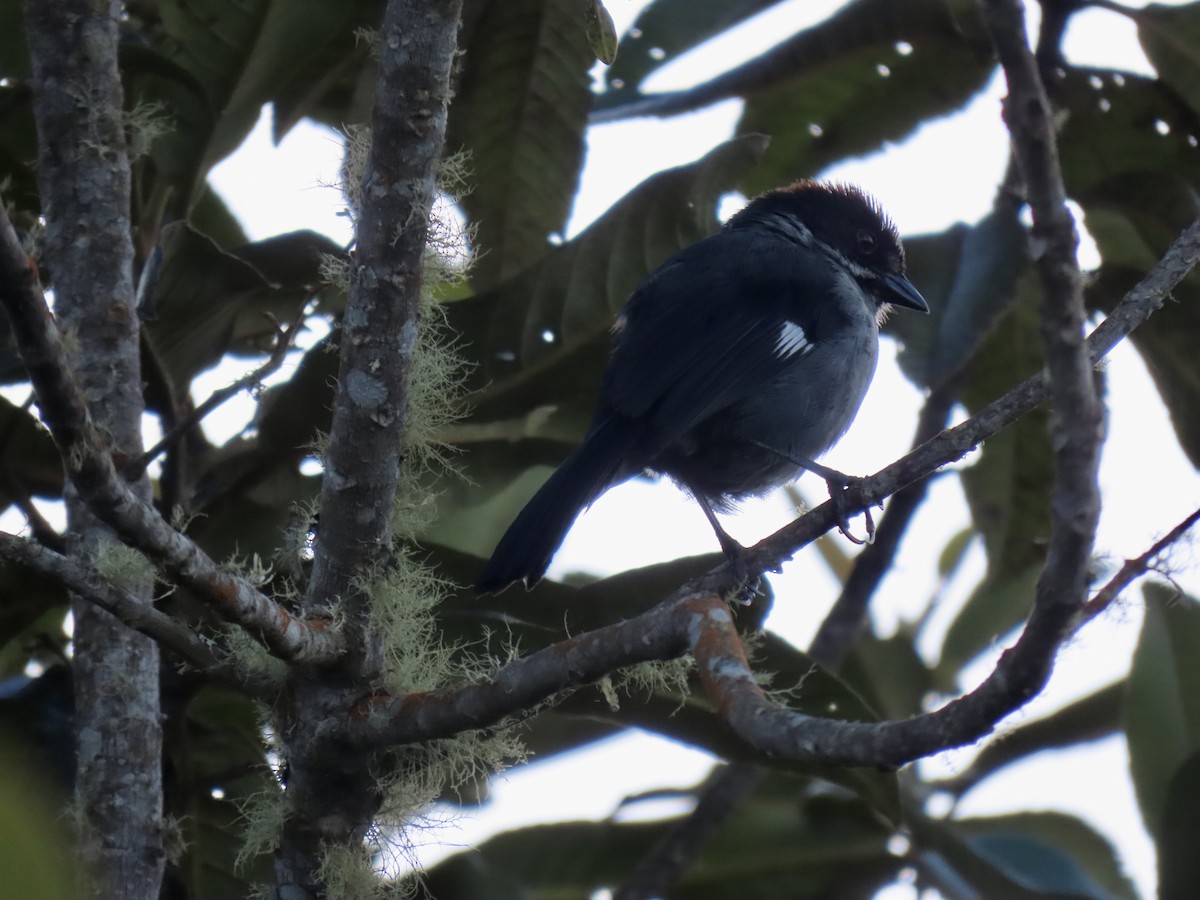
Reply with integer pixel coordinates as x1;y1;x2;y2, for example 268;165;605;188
774;320;811;359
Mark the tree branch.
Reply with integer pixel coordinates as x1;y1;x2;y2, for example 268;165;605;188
1078;505;1200;623
977;0;1103;710
129;308;307;479
303;2;461;673
334;585;1074;766
22;0;162;893
807;377;961;669
612;762;762;900
274;1;465;895
0;201;345;666
0;532;272;695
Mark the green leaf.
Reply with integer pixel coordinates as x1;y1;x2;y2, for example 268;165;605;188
145;223;273;390
1138;3;1200;120
926;811;1137;899
937;565;1041;688
1058;68;1200;196
1124;582;1200;837
938;280;1054;679
1159;747;1200;900
937;527;974;579
145;224;338;391
269;0;383;141
938;683;1124;794
0;2;29;79
416;773;899;899
0;394;64;502
448;0;595;287
892;202;1029;389
168;685;277;896
0;738;73;900
130;0;359;206
735;0;993;194
841;630;932;721
1082;174;1200;467
585;0;619;66
600;0;779;97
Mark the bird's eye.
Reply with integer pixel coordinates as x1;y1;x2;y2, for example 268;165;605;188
856;230;876;254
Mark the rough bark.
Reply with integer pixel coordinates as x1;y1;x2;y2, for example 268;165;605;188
22;0;163;896
274;1;465;895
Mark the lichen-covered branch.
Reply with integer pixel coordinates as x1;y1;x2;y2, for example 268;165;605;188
0;202;344;666
304;1;462;670
274;1;465;896
0;533;272;695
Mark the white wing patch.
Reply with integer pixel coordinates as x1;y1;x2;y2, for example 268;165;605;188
774;320;811;359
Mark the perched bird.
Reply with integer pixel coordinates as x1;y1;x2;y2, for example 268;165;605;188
476;181;928;593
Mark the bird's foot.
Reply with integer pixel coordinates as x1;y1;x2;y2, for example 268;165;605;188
751;441;874;545
825;474;874;545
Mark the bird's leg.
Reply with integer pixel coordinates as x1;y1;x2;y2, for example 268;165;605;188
690;490;744;558
684;486;766;602
753;442;874;545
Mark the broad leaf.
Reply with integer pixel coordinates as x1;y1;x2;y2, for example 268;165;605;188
938;281;1054;680
1081;173;1200;468
1124;582;1200;837
128;0;361;207
145;224;340;392
1138;3;1200;121
415;773;898;899
448;0;595;287
1058;68;1200;196
735;0;993;193
929;811;1137;899
600;0;780;97
892;202;1028;389
1159;747;1200;900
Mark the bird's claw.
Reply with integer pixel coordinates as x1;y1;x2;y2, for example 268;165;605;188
826;476;874;545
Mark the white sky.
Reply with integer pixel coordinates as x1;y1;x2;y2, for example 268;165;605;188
203;1;1200;895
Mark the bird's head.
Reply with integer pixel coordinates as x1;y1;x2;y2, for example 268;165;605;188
726;180;929;316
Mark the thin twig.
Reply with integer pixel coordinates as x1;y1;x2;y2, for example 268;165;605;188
129;306;309;478
0;464;63;550
1078;505;1200;624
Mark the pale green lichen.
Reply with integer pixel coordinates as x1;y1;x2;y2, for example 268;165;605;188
124;100;172;161
92;541;155;591
222;624;289;687
246;140;521;897
235;779;288;869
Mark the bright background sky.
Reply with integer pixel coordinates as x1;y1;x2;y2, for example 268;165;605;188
203;1;1200;895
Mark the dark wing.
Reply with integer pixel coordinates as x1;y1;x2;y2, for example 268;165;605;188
598;229;843;449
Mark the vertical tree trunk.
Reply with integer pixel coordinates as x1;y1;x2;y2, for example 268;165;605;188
23;1;163;896
274;0;464;895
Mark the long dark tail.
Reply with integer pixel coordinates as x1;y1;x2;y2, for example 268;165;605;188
475;420;636;593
